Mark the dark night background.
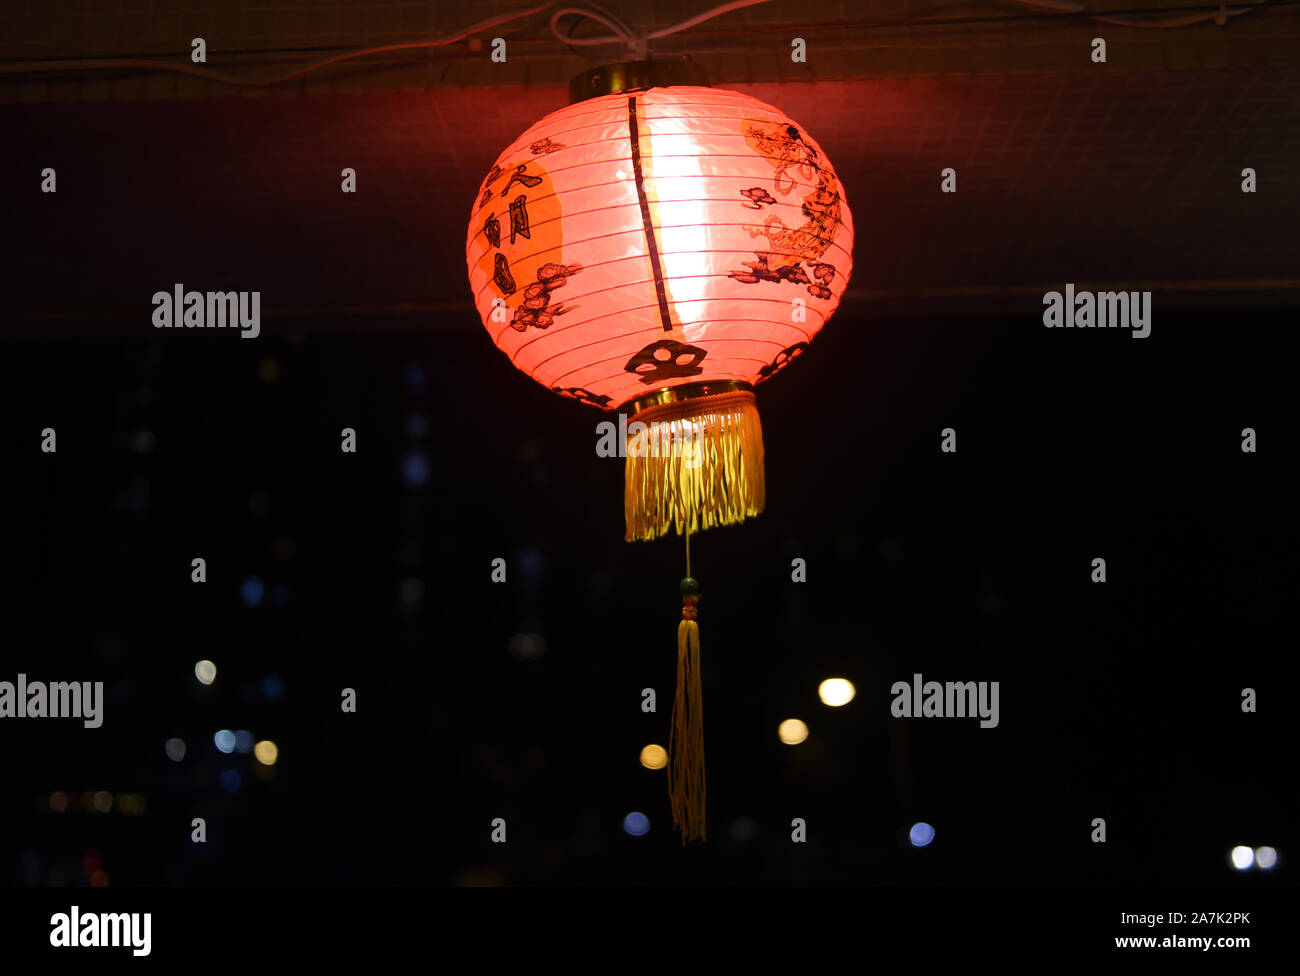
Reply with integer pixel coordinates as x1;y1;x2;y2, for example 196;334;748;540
0;3;1296;947
3;311;1294;887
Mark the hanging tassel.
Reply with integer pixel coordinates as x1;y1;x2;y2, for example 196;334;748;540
669;574;706;843
624;389;765;542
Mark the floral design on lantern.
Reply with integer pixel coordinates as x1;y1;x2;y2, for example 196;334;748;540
728;121;843;300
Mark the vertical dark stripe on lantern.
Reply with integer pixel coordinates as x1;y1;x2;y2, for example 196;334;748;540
627;95;675;332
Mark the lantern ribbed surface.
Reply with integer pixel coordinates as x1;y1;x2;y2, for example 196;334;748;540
465;85;855;412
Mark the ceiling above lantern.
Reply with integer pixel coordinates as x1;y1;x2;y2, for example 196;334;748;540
3;0;1299;336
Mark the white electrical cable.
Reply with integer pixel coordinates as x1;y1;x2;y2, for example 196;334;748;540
1014;0;1086;11
550;0;774;49
0;0;1275;86
1089;8;1246;28
1011;0;1259;28
568;0;640;42
548;6;637;47
0;1;552;86
648;0;774;40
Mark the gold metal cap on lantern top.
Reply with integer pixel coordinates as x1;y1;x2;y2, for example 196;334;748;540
569;58;710;104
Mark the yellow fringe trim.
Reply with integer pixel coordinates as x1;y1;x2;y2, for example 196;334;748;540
623;390;766;542
669;616;706;843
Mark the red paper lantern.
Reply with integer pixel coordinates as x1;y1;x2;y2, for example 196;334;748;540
465;61;854;843
466;61;854;543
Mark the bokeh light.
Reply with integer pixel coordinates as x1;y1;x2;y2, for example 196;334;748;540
405;411;430;439
400;578;425;609
129;429;156;454
508;632;546;661
220;770;242;792
248;492;270;517
1255;846;1277;869
622;812;650;837
729;817;759;843
214;730;236;754
1230;845;1254;870
49;791;68;813
778;718;809;745
254;740;279;766
194;660;216;685
818;678;856;707
516;546;544;578
262;673;284;702
910;822;935;847
639;744;668;770
165;737;186;761
402;452;430;486
92;791;113;813
241;576;264;607
90;870;109;887
234;730;254;754
403;360;427;395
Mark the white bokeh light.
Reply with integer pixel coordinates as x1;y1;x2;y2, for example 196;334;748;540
818;678;856;706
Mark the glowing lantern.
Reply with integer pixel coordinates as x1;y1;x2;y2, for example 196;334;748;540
465;60;854;842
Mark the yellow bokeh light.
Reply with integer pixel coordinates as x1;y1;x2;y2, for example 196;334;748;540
117;793;148;816
778;718;809;745
254;739;279;766
639;744;668;770
194;660;217;685
818;678;856;707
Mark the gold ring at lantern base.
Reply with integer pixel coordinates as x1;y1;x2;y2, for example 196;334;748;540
622;388;766;542
622;379;753;418
569;59;711;104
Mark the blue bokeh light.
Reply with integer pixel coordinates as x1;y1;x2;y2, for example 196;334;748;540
516;547;544;578
403;361;427;395
402;452;430;486
405;412;430;439
909;822;935;848
241;576;264;607
623;812;650;837
262;673;284;702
